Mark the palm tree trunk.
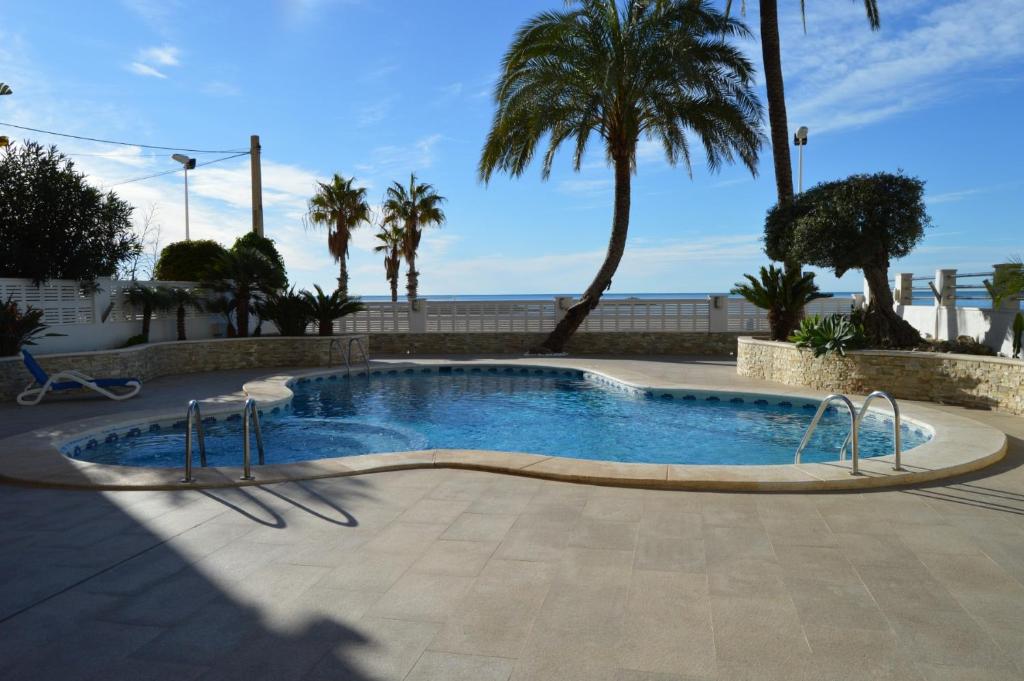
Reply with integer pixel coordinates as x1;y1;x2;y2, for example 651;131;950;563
141;306;152;342
406;255;418;303
336;221;349;298
760;0;794;207
236;288;250;338
390;275;399;303
176;305;187;341
536;155;631;353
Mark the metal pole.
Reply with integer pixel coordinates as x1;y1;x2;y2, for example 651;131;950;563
184;166;190;241
250;134;264;237
798;144;804;194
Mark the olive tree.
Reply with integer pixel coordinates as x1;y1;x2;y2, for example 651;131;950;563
765;172;929;347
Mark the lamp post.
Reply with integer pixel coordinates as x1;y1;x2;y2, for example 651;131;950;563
171;154;197;240
0;83;11;148
793;126;808;194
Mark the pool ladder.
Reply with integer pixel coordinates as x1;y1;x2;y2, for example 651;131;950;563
794;391;902;475
181;398;265;483
329;336;370;377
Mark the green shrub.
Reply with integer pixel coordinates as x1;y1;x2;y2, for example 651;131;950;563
731;265;828;341
0;296;60;356
256;288;312;336
790;314;866;357
154;240;228;281
302;285;366;336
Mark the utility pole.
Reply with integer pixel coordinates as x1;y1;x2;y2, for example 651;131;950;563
250;134;264;237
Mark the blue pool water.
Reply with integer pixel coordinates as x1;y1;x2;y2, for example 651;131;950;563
67;369;930;467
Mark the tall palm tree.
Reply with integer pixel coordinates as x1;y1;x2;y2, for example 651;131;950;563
481;0;762;353
307;174;372;297
373;223;405;303
725;0;879;209
381;173;446;302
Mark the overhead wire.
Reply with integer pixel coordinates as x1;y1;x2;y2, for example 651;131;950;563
0;121;248;154
105;152;251;188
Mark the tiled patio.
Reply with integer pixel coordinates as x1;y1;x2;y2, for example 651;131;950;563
1;358;1023;680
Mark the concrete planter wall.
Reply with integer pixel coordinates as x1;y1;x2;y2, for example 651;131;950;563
0;335;368;402
737;336;1024;416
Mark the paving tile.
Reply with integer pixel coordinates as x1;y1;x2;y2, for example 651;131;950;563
405;651;514;681
399;498;473;525
316;548;420;592
885;607;1018;671
412;539;499;576
785;577;891;631
634;535;705;573
569;517;639;551
442;513;517;542
429;559;556;658
366;571;474;622
305;616;440;681
361;521;448;554
709;595;812;668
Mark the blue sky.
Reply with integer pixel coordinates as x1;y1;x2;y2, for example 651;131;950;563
1;0;1022;295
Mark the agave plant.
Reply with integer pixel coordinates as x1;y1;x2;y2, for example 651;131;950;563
301;285;366;336
257;288;313;337
125;284;174;343
790;314;867;357
731;265;828;341
0;296;59;356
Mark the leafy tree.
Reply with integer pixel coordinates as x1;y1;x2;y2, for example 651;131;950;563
306;174;372;297
208;246;285;338
125;284;174;343
301;285;366;336
765;172;928;347
374;223;405;302
154;240;228;282
731;265;827;341
381;173;446;302
0;142;139;284
480;0;762;353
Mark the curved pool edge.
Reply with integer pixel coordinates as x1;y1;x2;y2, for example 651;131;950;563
0;361;1008;492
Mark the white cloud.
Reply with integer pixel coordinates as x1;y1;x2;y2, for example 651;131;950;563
558;178;612;196
139;45;180;66
354;134;443;177
778;0;1024;134
127;62;166;79
356;96;397;127
201;80;241;97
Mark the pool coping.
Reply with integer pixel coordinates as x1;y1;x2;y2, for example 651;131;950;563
0;361;1008;492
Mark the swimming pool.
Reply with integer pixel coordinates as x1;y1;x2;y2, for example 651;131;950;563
64;367;930;468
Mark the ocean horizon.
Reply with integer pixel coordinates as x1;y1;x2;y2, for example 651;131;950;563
358;292;860;302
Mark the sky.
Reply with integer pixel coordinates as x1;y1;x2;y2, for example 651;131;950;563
1;0;1022;296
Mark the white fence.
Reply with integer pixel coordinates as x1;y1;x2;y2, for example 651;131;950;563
2;277;227;354
3;276;870;355
891;265;1022;356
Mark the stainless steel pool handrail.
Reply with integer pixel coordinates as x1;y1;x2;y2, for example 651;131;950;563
347;336;370;377
794;394;860;475
839;391;902;471
328;336;370;377
241;398;265;481
181;399;207;483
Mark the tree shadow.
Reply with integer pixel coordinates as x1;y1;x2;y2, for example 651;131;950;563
0;453;388;681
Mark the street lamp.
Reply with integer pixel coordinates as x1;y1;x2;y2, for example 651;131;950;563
793;126;808;194
0;83;11;148
171;154;197;240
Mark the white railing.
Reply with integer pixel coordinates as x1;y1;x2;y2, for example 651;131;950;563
580;298;710;332
427;300;559;333
336;302;412;333
0;279;94;325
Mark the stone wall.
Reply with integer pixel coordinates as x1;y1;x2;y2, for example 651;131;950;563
0;336;368;402
369;332;743;357
737;337;1024;416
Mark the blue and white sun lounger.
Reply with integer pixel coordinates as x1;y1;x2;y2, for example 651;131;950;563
16;350;142;406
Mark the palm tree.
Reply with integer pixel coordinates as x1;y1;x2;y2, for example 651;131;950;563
481;0;762;353
731;264;827;341
125;284;174;342
208;247;285;338
301;285;366;336
381;173;446;302
307;174;372;297
167;288;205;341
373;223;405;303
725;0;879;210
